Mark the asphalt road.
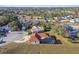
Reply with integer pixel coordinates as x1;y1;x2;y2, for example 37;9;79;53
0;31;27;47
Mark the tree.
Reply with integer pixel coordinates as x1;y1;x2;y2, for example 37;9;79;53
51;25;70;38
77;32;79;38
8;21;19;31
11;26;19;31
39;21;51;31
0;16;10;26
8;15;22;30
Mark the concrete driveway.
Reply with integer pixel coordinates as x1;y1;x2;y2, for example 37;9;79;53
0;31;27;47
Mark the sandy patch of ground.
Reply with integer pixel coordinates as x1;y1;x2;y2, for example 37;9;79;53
14;36;31;43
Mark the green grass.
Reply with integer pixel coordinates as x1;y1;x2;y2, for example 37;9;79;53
0;31;79;54
1;43;79;54
0;43;40;54
45;31;79;46
40;44;79;54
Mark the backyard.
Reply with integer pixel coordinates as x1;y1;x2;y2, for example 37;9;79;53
0;7;79;54
0;30;79;54
0;43;79;54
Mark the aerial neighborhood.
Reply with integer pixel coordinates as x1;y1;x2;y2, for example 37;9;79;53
0;7;79;47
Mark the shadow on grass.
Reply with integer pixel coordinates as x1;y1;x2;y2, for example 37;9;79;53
72;42;79;43
55;40;62;44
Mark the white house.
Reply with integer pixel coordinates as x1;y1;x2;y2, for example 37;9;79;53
70;19;75;23
70;18;79;23
74;18;79;23
31;26;44;33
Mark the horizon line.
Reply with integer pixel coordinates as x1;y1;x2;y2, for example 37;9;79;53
0;5;79;7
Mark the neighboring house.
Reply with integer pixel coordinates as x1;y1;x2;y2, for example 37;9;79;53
70;24;79;30
0;25;9;31
0;25;9;32
70;19;75;23
70;18;79;23
31;20;40;26
74;18;79;23
31;26;44;33
53;17;58;20
60;20;69;23
65;25;74;31
21;15;31;22
65;25;79;40
21;20;32;31
0;28;8;37
32;16;44;20
60;16;68;20
0;25;19;32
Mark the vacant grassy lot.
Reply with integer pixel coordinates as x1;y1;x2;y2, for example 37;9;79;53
0;31;79;54
0;43;79;54
0;43;40;54
40;44;79;54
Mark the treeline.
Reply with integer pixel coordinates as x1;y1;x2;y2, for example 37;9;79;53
0;7;79;17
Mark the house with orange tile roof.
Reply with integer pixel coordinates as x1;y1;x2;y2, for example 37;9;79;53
30;33;48;44
37;33;48;39
30;33;56;44
30;36;40;44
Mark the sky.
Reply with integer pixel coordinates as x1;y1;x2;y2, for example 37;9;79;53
0;5;79;7
0;0;79;7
